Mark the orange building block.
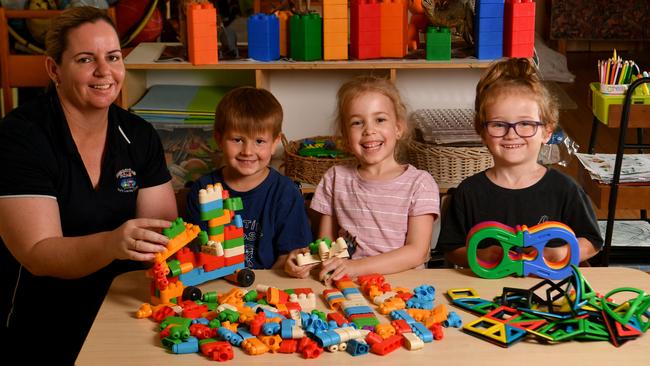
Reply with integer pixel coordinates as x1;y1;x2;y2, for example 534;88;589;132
380;0;408;58
275;10;291;57
187;2;218;65
323;0;348;60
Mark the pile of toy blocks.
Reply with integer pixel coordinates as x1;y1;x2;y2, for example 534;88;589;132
135;274;463;360
475;0;536;60
148;183;248;305
448;265;650;347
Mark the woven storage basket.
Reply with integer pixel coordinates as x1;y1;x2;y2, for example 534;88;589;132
407;140;493;188
282;134;357;185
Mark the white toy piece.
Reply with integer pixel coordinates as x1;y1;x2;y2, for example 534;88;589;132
296;237;350;266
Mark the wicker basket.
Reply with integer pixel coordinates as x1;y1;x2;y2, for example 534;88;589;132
282;134;357;185
407;140;493;188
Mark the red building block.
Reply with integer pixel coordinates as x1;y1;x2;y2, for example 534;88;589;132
350;0;380;59
504;0;535;57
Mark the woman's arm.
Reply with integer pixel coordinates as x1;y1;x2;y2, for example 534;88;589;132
319;214;434;282
136;181;178;220
0;195;172;279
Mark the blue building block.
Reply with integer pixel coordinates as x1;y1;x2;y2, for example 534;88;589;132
343;305;374;317
443;311;463;328
171;336;199;354
341;287;362;297
390;309;417;324
178;262;245;286
411;322;433;343
237;327;255;340
476;0;505;18
262;322;281;335
477;45;503;60
346;339;370;356
413;285;436;300
247;13;280;61
217;327;243;346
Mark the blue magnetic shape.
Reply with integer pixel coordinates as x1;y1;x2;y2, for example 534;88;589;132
521;227;580;280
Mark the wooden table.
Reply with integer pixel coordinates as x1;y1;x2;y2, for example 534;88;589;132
77;267;650;365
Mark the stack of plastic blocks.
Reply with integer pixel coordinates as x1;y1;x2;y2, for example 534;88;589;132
475;0;505;60
503;0;535;57
323;0;348;60
350;0;380;59
290;13;322;61
247;13;280;61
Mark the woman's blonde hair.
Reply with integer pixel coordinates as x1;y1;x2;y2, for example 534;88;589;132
474;58;559;135
214;86;283;138
45;6;117;64
335;75;411;152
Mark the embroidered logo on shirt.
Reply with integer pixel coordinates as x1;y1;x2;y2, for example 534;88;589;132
116;168;138;193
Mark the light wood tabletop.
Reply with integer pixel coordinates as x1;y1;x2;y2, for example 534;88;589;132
77;267;650;365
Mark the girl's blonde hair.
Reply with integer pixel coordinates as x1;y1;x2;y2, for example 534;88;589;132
335;75;411;152
474;58;559;135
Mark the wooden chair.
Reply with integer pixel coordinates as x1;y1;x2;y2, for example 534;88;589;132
0;7;116;117
0;8;60;117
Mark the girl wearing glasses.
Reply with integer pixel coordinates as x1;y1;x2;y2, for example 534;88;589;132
438;58;602;267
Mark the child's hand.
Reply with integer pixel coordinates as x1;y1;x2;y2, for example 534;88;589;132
319;257;358;286
543;245;570;263
284;248;317;278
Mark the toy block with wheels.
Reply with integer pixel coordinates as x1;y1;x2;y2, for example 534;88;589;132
504;0;535;57
148;183;254;305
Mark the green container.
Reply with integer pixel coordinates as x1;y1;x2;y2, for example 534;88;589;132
426;26;451;61
290;13;322;61
590;82;650;125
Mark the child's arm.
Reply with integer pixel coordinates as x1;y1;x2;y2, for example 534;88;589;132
543;237;599;264
319;214;435;284
317;213;337;241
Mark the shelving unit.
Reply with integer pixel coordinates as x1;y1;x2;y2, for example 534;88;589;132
581;77;650;266
122;42;493;139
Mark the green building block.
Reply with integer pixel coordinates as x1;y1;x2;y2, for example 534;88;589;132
224;197;243;211
290;13;322;61
244;290;258;302
201;208;224;222
163;217;186;238
198;231;209;245
352;316;379;328
223;237;244;249
426;26;451;61
309;237;332;254
167;259;182;277
208;225;225;236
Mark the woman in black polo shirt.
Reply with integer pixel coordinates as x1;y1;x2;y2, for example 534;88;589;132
0;7;177;364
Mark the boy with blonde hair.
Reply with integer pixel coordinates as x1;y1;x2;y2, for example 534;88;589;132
187;87;312;270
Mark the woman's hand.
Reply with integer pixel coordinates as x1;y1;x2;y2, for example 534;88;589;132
107;218;171;262
284;248;317;278
319;257;359;286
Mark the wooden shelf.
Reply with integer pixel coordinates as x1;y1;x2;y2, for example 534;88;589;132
125;43;493;71
577;163;650;210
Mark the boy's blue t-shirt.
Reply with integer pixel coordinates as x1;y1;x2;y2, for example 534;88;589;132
186;167;313;269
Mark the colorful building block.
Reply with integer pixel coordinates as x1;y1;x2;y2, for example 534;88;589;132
247;13;280;61
475;0;505;60
323;0;349;60
350;0;380;59
290;13;322;61
186;2;218;65
426;26;451;60
379;0;408;58
504;0;535;57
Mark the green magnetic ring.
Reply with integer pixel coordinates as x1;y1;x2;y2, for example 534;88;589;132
467;225;523;279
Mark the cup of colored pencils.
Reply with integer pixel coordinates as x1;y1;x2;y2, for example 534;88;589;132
598;49;639;94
